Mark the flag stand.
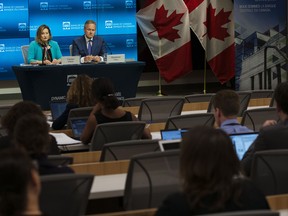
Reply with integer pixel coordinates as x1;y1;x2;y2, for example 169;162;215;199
156;72;164;96
156;40;164;96
203;51;207;94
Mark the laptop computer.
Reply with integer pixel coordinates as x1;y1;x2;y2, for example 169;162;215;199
49;101;67;121
229;132;259;160
160;129;188;140
158;139;181;152
70;117;88;139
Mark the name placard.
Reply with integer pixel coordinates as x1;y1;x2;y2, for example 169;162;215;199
107;54;125;63
61;56;80;65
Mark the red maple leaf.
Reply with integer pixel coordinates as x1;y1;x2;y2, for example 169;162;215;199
203;4;232;41
148;5;184;42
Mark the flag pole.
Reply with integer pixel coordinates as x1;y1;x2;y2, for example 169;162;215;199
203;50;207;94
157;39;164;96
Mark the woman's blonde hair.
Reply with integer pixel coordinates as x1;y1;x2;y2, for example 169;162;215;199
66;74;94;107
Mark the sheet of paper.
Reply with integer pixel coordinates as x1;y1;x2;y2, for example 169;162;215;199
50;132;81;145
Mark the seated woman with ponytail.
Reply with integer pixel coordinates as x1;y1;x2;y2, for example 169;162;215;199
81;77;151;144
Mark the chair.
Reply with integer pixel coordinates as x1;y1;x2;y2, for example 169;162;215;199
100;139;160;162
66;106;93;129
184;93;215;103
90;121;146;151
241;107;278;132
199;210;279;216
251;149;288;196
250;90;274;99
184;93;216;113
21;45;29;64
237;91;252;116
164;113;215;130
123;150;181;210
40;173;94;216
47;155;74;166
122;97;147;107
69;44;73;56
138;97;185;123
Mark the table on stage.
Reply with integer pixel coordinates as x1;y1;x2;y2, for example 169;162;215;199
12;61;145;110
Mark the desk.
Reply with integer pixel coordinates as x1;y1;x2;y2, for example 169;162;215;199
12;61;145;110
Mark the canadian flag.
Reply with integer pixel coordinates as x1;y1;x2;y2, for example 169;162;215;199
136;0;192;82
184;0;235;84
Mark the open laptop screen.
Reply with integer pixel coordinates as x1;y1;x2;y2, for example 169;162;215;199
50;101;67;121
70;117;88;139
229;132;258;160
160;129;188;140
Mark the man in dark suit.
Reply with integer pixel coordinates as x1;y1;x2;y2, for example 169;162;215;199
72;20;106;63
241;81;288;176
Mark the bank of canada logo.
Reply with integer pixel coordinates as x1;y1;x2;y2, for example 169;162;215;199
0;44;5;52
125;0;133;8
40;2;48;10
105;20;113;29
18;23;27;31
83;1;91;9
126;39;134;48
0;3;3;12
62;22;70;30
67;75;77;86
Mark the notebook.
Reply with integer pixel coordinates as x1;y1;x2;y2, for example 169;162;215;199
70;117;88;139
49;101;67;121
158;139;181;152
229;132;259;160
160;129;188;140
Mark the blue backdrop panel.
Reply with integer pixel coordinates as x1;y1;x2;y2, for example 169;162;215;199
0;0;29;39
0;38;29;80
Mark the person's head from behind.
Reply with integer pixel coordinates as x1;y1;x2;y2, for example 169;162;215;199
180;126;240;209
0;149;41;216
213;89;240;126
274;81;288;118
13;114;50;156
36;24;52;45
67;74;93;107
91;77;119;110
84;20;96;39
1;101;45;136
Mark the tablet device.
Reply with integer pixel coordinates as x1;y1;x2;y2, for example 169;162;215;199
70;117;88;139
229;132;259;160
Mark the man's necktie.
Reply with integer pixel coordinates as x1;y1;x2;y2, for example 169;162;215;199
88;40;92;55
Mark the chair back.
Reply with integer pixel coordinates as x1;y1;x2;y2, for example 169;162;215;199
90;121;146;151
123;150;181;210
250;90;274;99
251;149;288;195
100;139;160;162
21;45;29;64
241;107;278;132
138;97;185;123
122;97;147;107
199;210;279;216
47;155;74;166
40;173;94;216
66;106;93;129
184;93;215;103
165;113;215;130
237;92;252;116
